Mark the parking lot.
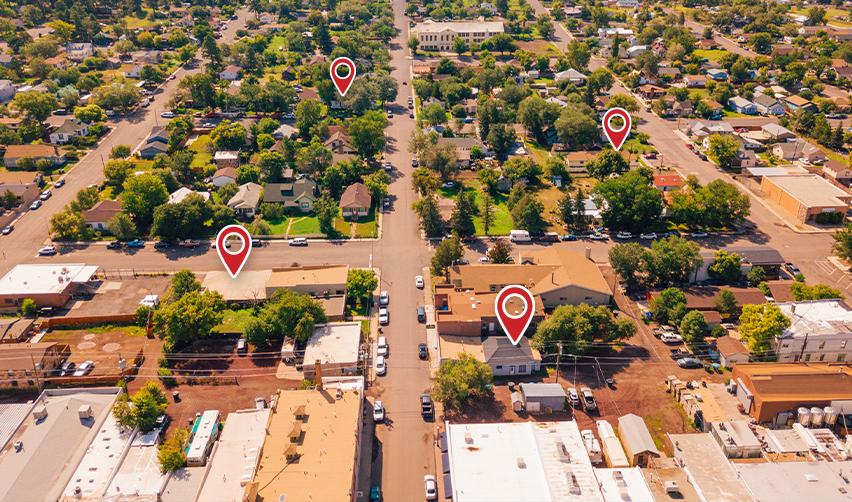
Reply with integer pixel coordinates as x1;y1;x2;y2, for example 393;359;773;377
43;326;155;379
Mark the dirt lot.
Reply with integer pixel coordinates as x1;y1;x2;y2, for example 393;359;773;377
127;339;301;432
43;325;156;378
66;276;171;316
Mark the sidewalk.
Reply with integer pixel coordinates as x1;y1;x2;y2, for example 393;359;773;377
421;267;441;377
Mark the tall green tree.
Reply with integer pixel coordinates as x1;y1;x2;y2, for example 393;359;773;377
431;236;464;276
450;190;477;239
413;195;444;238
433;353;493;410
532;304;636;353
738;303;791;352
708;250;742;284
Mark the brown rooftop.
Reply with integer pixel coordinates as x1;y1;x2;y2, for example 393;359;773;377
733;363;852;402
340;182;371;209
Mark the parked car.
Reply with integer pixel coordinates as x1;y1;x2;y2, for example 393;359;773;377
677;357;703;369
418;343;428;360
59;361;76;376
106;240;123;250
616;231;633;240
478;256;491;263
660;333;684;344
689;231;708;238
580;387;597;411
372;400;385;422
420;393;434;418
379;308;389;325
785;262;801;275
380;291;389;305
236;337;247;354
251;239;264;247
39;190;52;201
382;198;390;210
670;348;691;360
1;225;13;235
415;275;424;288
178;239;201;248
370;485;383;502
160;111;175;118
377;336;389;356
38;245;57;256
73;360;94;376
424;475;438;501
29;200;41;210
54;179;65;188
289;237;308;246
441;181;456;189
375;355;387;376
561;233;577;241
154;241;171;250
589;233;609;241
567;387;581;408
127;239;145;248
417;306;426;322
639;232;657;240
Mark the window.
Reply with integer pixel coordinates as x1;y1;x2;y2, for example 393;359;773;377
838;354;846;362
518;365;527;373
841;340;847;349
804;353;811;362
819;354;825;361
495;365;502;370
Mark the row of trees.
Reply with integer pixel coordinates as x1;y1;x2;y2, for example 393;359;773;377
609;236;702;289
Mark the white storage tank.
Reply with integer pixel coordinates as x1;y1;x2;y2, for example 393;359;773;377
797;407;811;426
810;407;824;427
824;406;838;426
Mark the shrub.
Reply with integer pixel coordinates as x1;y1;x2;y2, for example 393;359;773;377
20;298;37;317
815;211;844;225
158;367;177;388
135;305;152;327
259;202;285;220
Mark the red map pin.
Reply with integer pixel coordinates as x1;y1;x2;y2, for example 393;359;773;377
215;225;252;279
602;107;632;151
495;285;536;346
330;57;356;97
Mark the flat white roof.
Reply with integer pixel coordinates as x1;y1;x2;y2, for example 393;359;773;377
669;433;752;502
187;410;219;462
0;403;32;449
0;264;98;295
198;408;271;502
104;432;170;500
201;270;271;302
62;412;135;500
595;468;654;502
733;461;852;502
778;300;852;338
0;388;121;502
303;322;361;366
765;174;852;207
446;421;601;502
415;20;504;34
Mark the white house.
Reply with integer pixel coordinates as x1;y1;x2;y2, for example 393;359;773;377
124;65;143;78
66;43;93;61
553;68;587;85
49;118;89;144
0;79;15;103
219;65;242;81
728;96;757;114
227;182;262;220
211;167;237;187
752;94;785;116
168;187;210;204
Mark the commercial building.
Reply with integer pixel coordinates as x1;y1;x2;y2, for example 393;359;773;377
197;408;271;502
761;174;852;224
246;388;363;501
301;322;362;379
668;433;752;502
435;287;545;337
776;300;852;363
0;342;70;386
104;428;170;501
0;263;99;312
60;412;135;501
0;387;122;502
731;363;852;424
413;20;505;52
594;468;654;502
733;461;852;502
445;421;602;501
708;420;761;458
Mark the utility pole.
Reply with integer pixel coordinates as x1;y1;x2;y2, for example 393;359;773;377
555;342;563;384
30;354;41;391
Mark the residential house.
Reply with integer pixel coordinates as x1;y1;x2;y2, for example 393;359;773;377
658;66;681;81
694;245;785;282
138;140;168;159
437;137;490;168
0;79;15;103
49;118;89;144
652;174;683;192
615;0;638;7
625;45;648;58
340;182;371;219
734;149;759;169
168;187;210;204
82;200;123;231
752;94;785;116
716;336;750;368
213;151;240;169
66;42;93;61
683;74;706;88
0;54;13;68
0;171;41;207
124;64;143;78
211;167;237;187
227;182;262;220
300;322;361;379
263;177;318;212
272;123;297;140
638;84;665;100
2;145;65;168
760;123;796;142
652;286;766;314
146;126;169;144
413;20;505;52
563;151;597;173
728;96;757;115
483;336;541;376
131;50;162;65
771;140;827;164
553;68;587;85
706;68;728;81
219;65;242;81
822;159;852;187
691;121;735;139
783;95;818;113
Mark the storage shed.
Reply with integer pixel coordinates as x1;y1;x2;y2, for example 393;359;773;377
617;414;661;467
518;383;565;413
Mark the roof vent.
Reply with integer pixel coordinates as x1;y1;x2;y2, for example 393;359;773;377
516;457;526;469
464;432;473;445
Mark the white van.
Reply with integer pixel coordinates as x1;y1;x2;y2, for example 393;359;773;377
510;229;531;242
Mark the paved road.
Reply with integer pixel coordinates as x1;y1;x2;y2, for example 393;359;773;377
0;7;250;277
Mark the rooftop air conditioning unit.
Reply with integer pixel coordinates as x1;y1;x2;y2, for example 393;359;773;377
33;405;48;420
78;405;93;420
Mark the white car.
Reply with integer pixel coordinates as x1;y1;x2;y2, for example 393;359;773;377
379;308;389;325
380;290;389;305
589;233;609;241
690;231;708;238
375;355;387;376
38;245;57;256
424;475;438;500
73;360;94;376
160;111;175;118
639;232;657;240
415;275;424;289
29;200;41;210
478;256;491;263
372;400;385;422
616;231;632;239
660;333;684;344
377;336;389;356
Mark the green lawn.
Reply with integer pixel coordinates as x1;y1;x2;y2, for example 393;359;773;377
264;217;290;235
443;181;513;236
353;207;378;238
624;138;656;154
214;309;255;334
189;135;212;169
288;215;321;236
694;49;729;62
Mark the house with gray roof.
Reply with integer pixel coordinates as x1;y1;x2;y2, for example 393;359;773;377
482;336;541;376
263;177;317;212
227;182;262;220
